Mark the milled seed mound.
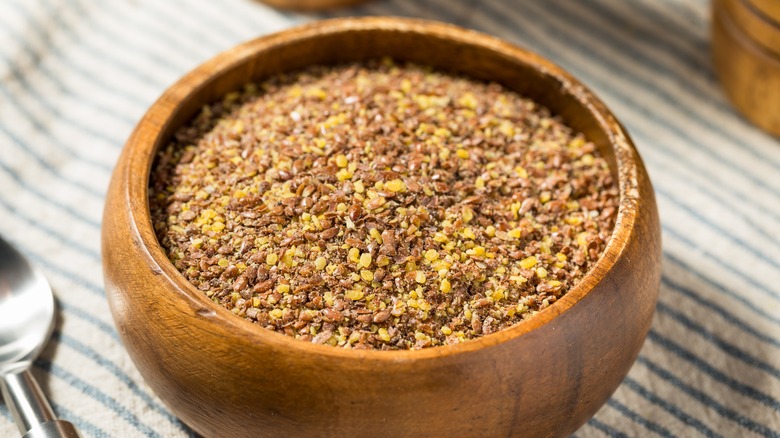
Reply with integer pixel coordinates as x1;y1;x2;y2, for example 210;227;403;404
149;59;619;350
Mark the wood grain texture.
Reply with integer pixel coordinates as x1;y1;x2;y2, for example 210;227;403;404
102;17;661;438
255;0;367;11
748;0;780;27
722;0;780;57
713;2;780;137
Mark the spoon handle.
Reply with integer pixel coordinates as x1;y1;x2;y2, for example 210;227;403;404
0;370;80;437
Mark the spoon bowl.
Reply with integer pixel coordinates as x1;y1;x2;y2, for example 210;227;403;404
0;236;80;438
0;238;55;374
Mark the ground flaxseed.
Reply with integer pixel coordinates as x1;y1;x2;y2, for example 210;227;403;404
149;59;619;350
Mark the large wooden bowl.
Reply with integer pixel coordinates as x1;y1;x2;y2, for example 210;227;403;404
102;17;661;438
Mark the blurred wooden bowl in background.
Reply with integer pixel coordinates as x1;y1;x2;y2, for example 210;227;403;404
714;0;780;137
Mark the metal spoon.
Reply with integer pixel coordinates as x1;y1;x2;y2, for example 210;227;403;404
0;236;80;438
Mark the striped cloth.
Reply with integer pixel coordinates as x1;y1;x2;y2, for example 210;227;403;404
1;0;778;436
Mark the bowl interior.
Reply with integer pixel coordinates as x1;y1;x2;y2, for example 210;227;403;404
133;18;636;357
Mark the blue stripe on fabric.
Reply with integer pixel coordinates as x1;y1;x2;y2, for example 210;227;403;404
145;0;235;47
48;403;111;438
0;10;132;149
599;0;712;63
34;258;104;297
662;276;780;344
65;2;194;75
554;75;780;234
166;0;256;43
3;0;149;107
476;0;780;202
0;123;108;198
57;301;119;343
656;186;780;272
663;227;780;301
37;0;167;89
0;61;126;147
638;356;780;438
628;122;780;237
0;4;136;125
0;94;114;175
0;197;100;261
0;158;103;226
0;5;127;148
656;301;780;379
606;399;675;438
647;331;780;412
34;359;162;438
7;240;106;297
52;331;193;434
115;1;222;60
0;24;135;126
655;0;709;27
587;418;630;438
581;0;712;79
69;0;202;73
622;377;721;438
526;0;780;173
664;252;780;325
640;145;780;234
603;0;711;71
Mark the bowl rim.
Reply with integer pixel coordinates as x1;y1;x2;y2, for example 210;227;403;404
721;0;780;58
120;16;640;361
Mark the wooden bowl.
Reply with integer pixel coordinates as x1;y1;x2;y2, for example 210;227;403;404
102;17;661;438
721;0;780;57
713;1;780;137
747;0;780;28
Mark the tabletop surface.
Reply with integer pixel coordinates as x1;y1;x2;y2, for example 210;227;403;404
0;0;779;436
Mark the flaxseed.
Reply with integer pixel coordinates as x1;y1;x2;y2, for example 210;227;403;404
149;59;619;350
